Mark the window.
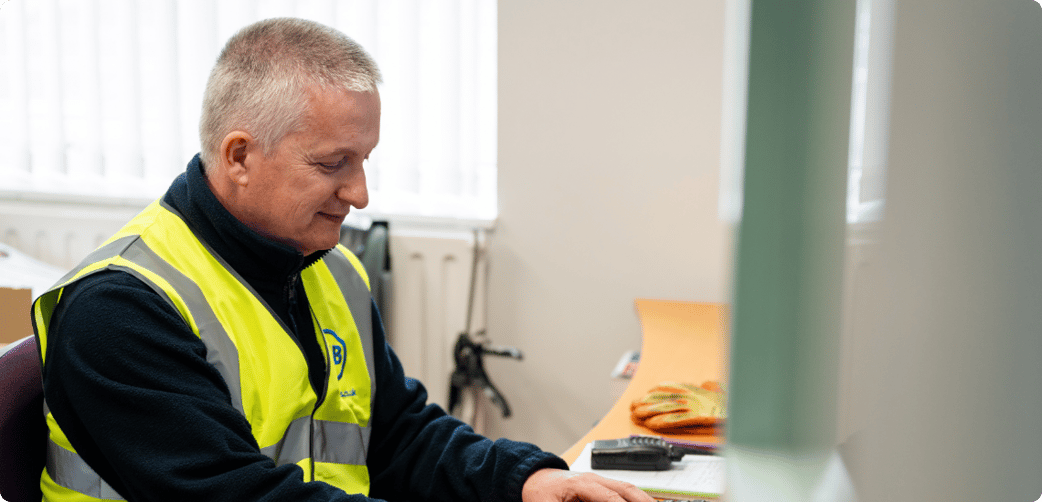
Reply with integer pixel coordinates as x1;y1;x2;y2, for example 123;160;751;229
846;0;894;223
0;0;497;221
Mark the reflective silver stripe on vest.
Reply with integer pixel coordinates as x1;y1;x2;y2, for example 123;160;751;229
260;416;311;466
47;438;122;500
119;241;245;415
51;235;140;291
313;420;372;466
260;418;372;467
322;248;378;423
34;236;141;336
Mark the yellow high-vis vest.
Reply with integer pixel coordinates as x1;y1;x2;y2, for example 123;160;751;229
32;199;376;501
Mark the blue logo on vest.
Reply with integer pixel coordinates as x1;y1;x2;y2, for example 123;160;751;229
323;329;347;380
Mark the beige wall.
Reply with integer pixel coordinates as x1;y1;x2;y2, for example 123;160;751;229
488;0;733;454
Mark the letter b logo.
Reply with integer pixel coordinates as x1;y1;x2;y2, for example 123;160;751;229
323;329;348;380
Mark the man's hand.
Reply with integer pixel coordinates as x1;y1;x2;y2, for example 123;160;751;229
521;468;657;502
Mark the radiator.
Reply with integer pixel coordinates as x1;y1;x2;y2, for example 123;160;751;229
0;197;142;271
0;198;482;412
384;229;485;411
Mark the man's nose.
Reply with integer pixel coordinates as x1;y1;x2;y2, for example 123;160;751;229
338;168;369;209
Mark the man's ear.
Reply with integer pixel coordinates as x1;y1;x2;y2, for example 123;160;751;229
220;131;253;187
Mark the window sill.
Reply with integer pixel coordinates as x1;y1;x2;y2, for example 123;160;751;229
0;190;496;235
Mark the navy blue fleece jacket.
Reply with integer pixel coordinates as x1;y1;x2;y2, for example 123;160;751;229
39;155;566;501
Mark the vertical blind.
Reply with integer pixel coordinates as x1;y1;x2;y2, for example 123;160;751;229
0;0;498;220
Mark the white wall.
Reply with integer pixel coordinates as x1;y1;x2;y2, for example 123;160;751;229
488;0;733;453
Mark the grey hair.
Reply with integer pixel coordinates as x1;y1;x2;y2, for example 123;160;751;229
199;18;382;171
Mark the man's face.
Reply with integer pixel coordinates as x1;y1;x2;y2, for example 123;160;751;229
238;87;380;256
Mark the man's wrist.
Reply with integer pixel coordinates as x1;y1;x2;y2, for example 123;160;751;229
512;452;569;502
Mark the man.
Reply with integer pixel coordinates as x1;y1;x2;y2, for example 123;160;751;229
33;17;654;502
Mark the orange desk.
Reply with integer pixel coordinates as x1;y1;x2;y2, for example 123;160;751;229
561;299;729;465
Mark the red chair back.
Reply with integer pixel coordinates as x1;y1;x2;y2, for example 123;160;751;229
0;336;45;502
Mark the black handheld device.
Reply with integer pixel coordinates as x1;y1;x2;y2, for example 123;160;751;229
590;436;697;471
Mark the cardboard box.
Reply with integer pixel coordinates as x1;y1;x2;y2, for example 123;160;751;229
0;287;33;345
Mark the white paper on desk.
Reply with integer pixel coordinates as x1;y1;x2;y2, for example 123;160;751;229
571;443;725;498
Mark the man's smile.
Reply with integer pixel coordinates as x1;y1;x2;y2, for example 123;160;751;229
318;211;347;222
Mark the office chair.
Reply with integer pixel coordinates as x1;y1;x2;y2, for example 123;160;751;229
0;336;45;502
340;221;391;316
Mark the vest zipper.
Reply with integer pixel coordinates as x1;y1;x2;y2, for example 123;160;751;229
287;272;320;481
314;307;331;408
311;307;332;482
309;417;316;482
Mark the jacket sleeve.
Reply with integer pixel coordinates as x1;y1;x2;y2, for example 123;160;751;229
42;271;383;502
365;302;569;502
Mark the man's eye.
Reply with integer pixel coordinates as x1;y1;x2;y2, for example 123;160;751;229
318;160;345;170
